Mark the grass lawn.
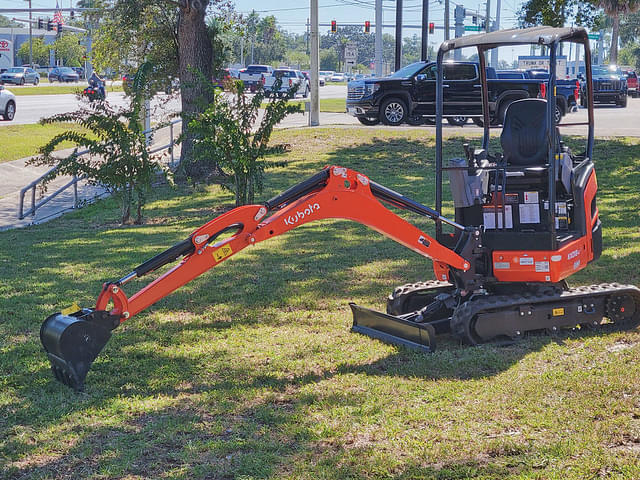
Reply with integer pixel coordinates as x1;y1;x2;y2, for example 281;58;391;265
261;98;346;113
1;128;640;479
0;123;95;164
4;84;124;96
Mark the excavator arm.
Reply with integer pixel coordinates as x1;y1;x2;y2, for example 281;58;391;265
40;166;472;390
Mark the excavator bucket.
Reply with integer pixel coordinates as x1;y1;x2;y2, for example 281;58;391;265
349;303;437;352
40;309;120;391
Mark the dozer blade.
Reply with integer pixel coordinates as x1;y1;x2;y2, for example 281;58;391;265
349;303;437;352
40;309;120;391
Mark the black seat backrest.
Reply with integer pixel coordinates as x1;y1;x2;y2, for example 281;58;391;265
500;98;548;166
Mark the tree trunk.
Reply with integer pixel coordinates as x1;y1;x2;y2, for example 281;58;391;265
178;0;213;180
610;14;620;65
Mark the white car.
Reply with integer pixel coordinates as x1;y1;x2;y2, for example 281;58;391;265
319;70;334;83
0;85;16;121
330;73;346;82
264;69;310;97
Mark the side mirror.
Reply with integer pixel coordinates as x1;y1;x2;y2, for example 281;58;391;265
0;85;4;91
416;74;427;82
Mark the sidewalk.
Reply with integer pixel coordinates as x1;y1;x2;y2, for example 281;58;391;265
0;125;178;231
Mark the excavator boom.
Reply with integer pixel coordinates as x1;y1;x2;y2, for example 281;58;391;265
41;166;473;390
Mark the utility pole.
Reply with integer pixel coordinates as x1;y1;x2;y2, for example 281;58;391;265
310;0;320;126
444;0;450;41
490;0;501;67
453;5;465;61
375;0;383;76
485;0;491;33
26;0;33;66
421;0;429;61
395;0;402;71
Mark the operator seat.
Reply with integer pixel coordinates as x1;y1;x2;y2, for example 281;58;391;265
500;98;548;167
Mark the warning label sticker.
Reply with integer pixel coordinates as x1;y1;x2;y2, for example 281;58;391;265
535;261;550;272
212;244;233;262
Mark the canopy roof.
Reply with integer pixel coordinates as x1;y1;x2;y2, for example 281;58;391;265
439;26;588;53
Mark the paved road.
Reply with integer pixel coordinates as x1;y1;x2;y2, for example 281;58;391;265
3;85;639;136
0;84;347;126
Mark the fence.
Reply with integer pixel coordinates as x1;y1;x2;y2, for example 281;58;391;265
18;119;182;221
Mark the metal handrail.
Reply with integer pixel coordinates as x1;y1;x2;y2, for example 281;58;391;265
18;118;182;220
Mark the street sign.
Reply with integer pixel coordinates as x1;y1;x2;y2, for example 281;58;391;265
345;42;357;68
588;33;600;40
465;25;482;32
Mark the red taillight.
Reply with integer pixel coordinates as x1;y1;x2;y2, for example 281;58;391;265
539;82;546;99
261;75;266;85
289;78;293;87
574;80;579;101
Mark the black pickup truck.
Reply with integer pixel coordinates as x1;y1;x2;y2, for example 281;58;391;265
347;61;562;126
579;65;627;107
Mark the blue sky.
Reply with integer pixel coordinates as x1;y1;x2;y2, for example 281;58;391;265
0;0;549;63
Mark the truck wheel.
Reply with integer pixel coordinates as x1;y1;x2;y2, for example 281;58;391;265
447;116;468;126
358;117;380;126
618;95;628;107
381;97;407;126
472;117;497;127
554;104;562;124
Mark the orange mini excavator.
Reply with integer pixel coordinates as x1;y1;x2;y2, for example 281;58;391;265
41;27;640;390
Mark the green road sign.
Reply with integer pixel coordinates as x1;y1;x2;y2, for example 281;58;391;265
465;25;482;32
588;33;600;40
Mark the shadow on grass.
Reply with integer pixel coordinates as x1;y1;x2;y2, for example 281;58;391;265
1;133;639;479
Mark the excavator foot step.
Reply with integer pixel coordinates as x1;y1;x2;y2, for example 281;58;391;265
40;310;119;391
349;303;437;352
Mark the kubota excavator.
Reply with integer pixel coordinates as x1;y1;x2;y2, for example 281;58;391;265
41;27;640;390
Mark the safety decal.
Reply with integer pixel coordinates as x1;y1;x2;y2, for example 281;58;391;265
213;244;233;262
552;308;565;316
519;257;534;266
61;302;81;316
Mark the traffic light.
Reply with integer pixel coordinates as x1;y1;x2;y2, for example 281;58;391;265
472;15;477;24
364;20;370;34
331;20;337;33
46;19;53;31
37;18;43;29
428;22;435;34
57;23;63;37
70;10;75;19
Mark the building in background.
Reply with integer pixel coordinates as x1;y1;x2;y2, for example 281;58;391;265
0;27;57;71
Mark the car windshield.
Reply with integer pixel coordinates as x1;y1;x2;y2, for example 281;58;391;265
274;70;296;77
246;66;268;73
7;68;24;73
389;62;426;78
59;68;75;74
592;65;622;76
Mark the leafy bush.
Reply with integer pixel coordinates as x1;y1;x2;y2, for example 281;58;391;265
28;68;167;224
185;79;302;206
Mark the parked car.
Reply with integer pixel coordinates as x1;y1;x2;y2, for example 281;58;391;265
0;85;16;121
239;65;274;90
71;66;85;79
48;67;80;83
330;72;346;82
622;69;638;98
580;65;627;107
0;67;40;85
319;71;334;83
264;69;310;97
346;61;561;126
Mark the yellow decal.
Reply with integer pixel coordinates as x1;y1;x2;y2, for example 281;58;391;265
61;302;81;316
212;244;233;262
552;308;565;317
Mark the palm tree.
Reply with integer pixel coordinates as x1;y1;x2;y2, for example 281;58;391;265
597;0;640;64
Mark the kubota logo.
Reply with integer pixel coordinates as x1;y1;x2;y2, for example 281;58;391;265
0;41;9;49
284;203;320;226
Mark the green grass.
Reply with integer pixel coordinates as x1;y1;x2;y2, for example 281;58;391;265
1;128;640;479
0;123;95;164
4;84;123;96
261;98;346;112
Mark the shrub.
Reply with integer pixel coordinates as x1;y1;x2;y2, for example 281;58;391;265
184;78;302;206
